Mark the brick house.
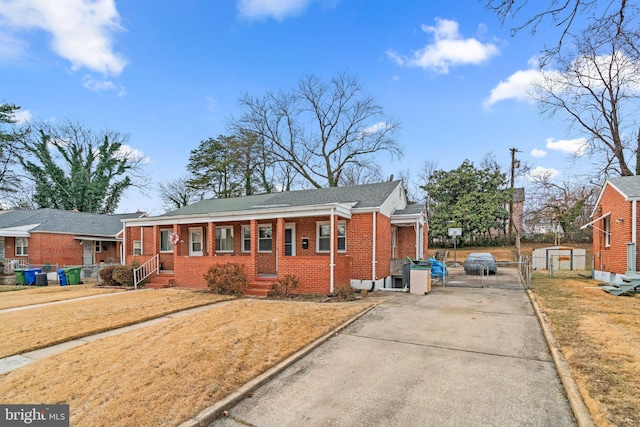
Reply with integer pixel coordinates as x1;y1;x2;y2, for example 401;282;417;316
0;208;145;271
122;181;428;295
584;176;640;283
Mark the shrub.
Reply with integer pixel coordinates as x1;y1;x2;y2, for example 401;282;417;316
204;263;247;295
333;284;357;301
267;274;300;299
112;265;134;286
99;266;116;286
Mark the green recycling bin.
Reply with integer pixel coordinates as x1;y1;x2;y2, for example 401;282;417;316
15;269;26;285
64;267;82;285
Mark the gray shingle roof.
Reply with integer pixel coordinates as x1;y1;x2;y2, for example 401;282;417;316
0;209;143;237
158;181;404;217
393;204;424;215
608;176;640;198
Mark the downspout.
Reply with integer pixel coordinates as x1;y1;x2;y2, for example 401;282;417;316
634;200;638;272
140;227;144;256
371;211;377;291
330;208;335;294
415;221;420;259
122;225;126;265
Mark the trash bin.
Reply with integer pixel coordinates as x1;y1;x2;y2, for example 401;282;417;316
64;267;82;285
409;261;431;295
23;268;43;285
35;273;48;286
57;268;68;286
15;269;26;285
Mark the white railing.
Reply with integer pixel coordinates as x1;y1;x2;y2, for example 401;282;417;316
133;255;159;290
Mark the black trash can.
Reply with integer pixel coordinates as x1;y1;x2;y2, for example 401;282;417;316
35;272;49;286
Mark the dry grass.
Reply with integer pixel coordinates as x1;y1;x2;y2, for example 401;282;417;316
445;242;593;262
531;272;640;427
0;298;374;427
0;288;232;358
0;283;123;310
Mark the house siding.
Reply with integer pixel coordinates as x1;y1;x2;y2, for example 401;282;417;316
6;234;120;266
593;186;632;274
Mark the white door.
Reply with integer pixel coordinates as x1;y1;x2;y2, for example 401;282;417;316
284;224;296;256
83;242;94;265
189;228;203;256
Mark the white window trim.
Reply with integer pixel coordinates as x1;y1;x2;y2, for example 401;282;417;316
258;224;273;253
241;225;251;253
190;227;204;256
216;226;234;253
316;221;346;253
16;237;28;256
133;240;142;256
604;216;611;247
160;229;175;253
95;240;102;253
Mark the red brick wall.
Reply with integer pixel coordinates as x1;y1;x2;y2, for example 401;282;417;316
174;255;255;288
347;214;373;279
396;226;415;259
376;213;392;279
593;186;632;274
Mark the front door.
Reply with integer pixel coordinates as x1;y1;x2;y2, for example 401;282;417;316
83;242;94;265
189;228;203;256
284;224;295;256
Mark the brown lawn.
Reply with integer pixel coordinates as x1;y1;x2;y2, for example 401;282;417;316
0;283;124;310
0;298;374;427
0;288;232;358
532;272;640;427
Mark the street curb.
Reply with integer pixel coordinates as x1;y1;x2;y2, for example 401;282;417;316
177;299;385;427
527;290;596;427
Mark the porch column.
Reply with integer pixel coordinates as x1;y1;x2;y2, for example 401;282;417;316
330;208;335;294
208;222;215;256
250;219;258;282
173;224;181;257
276;217;285;277
153;225;159;255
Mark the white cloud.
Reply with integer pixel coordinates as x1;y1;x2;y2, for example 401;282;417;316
386;18;499;74
82;75;126;97
0;0;127;76
531;148;547;158
546;137;588;155
116;145;151;165
238;0;312;20
362;122;388;136
484;68;541;108
528;166;560;181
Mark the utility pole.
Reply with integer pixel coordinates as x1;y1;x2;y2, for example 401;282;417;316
508;147;520;244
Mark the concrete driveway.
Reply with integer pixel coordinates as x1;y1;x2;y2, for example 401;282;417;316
210;287;576;426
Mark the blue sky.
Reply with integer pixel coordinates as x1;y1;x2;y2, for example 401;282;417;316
1;0;590;214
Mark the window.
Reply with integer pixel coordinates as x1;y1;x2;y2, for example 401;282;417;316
160;230;174;252
95;241;102;253
259;225;273;252
316;221;346;253
242;226;251;252
604;215;611;247
133;240;142;256
216;227;234;252
16;237;28;256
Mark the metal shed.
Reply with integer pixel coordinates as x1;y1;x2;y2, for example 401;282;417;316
532;246;586;271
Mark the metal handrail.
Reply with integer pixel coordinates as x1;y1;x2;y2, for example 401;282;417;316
133;255;159;290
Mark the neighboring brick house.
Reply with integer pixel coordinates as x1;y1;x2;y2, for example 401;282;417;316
0;208;145;270
122;181;428;295
584;176;640;283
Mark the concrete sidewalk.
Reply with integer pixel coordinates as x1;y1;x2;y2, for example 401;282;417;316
210;287;577;426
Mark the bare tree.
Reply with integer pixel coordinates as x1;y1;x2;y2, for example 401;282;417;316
525;171;597;236
233;72;402;188
533;19;640;176
485;0;635;64
158;175;208;212
338;163;383;187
